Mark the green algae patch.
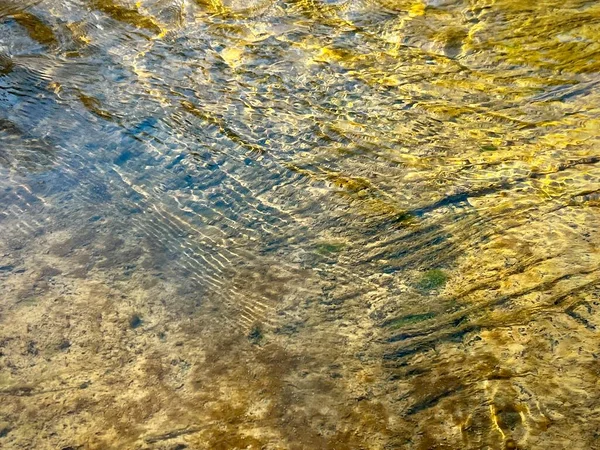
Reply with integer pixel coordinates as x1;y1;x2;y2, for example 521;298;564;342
416;269;448;292
386;312;435;329
480;145;498;152
316;241;346;255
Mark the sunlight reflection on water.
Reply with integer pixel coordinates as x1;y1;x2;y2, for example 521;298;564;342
1;0;600;448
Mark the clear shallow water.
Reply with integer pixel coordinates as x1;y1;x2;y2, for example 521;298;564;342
1;0;600;448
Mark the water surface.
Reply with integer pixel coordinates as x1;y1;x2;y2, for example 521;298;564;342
1;0;600;448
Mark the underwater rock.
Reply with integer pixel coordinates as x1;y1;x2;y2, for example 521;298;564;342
247;324;263;344
129;314;142;329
